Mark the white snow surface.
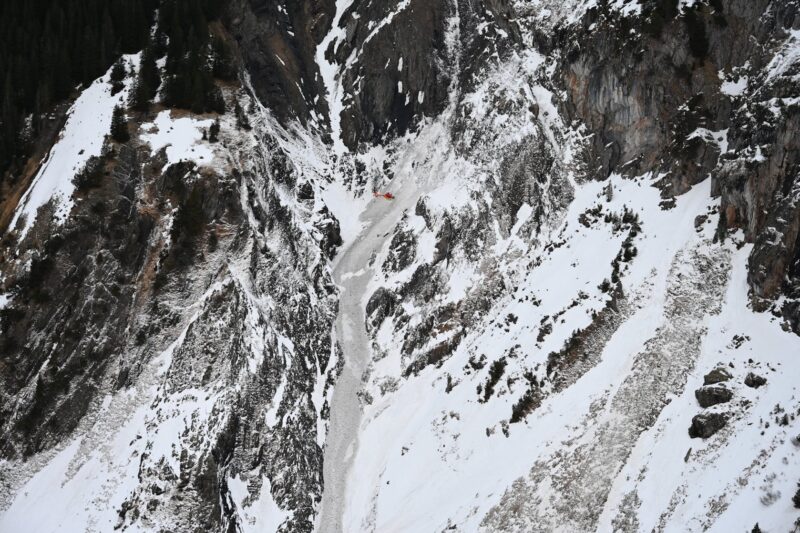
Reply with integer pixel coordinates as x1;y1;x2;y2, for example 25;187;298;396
319;179;371;243
140;110;215;166
720;75;748;96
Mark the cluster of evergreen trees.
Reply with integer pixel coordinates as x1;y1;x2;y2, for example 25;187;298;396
639;0;724;56
0;0;158;185
0;0;235;189
158;0;233;113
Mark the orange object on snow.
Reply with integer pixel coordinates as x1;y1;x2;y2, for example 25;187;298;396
373;191;395;200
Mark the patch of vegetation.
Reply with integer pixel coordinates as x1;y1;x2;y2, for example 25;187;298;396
599;278;613;293
27;255;55;302
154;181;208;290
170;185;205;261
479;358;507;403
211;35;237;81
0;0;158;183
640;0;679;36
110;105;130;143
72;156;106;191
159;0;227;114
129;41;161;111
235;101;251;130
684;6;710;59
208;120;220;143
109;58;127;95
510;373;542;424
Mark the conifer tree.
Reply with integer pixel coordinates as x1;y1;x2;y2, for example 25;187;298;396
208;120;220;143
130;44;161;111
212;36;236;81
110;105;130;143
109;59;127;95
0;0;159;184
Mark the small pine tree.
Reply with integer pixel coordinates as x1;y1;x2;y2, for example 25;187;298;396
72;156;106;190
235;101;251;130
684;7;710;59
129;76;151;111
207;85;226;114
110;105;130;143
714;207;728;243
109;58;127;95
169;185;206;267
208;120;220;143
212;35;236;81
130;44;161;111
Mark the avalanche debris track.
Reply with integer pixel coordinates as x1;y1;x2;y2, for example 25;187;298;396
482;244;733;532
318;171;425;533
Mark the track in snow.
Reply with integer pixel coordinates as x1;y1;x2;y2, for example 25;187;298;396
317;173;423;533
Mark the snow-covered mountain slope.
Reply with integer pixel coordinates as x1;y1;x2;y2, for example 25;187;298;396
345;170;799;531
1;0;800;532
8;54;141;239
0;77;343;531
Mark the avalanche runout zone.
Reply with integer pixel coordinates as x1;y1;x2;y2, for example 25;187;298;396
318;171;424;533
482;243;732;532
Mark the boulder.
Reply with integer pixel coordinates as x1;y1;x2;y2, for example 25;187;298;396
365;287;398;330
689;413;728;439
703;367;732;385
695;385;733;408
744;372;767;388
383;229;417;273
694;214;708;229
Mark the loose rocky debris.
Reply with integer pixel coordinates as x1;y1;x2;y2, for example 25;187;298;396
482;245;731;532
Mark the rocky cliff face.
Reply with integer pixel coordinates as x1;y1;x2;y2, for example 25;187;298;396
0;77;341;531
551;0;800;332
1;1;799;532
225;0;334;127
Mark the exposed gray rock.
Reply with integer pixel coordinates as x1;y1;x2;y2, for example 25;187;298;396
365;287;398;330
695;385;733;408
703;367;733;385
333;0;519;148
689;413;728;439
224;0;334;127
745;372;768;389
556;0;800;320
383;227;417;273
